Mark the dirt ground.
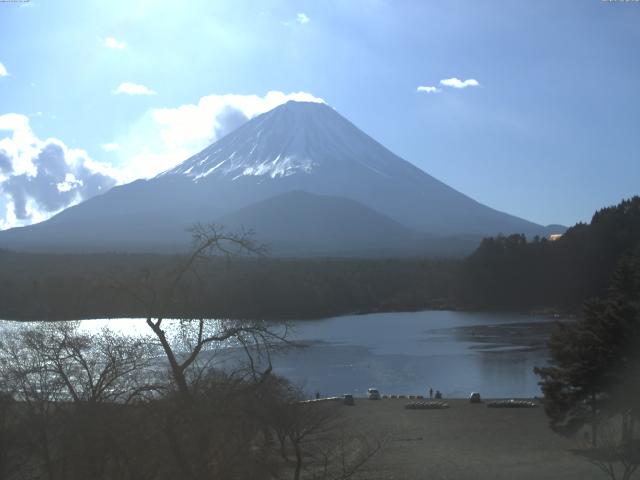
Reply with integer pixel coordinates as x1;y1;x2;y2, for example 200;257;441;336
340;398;606;480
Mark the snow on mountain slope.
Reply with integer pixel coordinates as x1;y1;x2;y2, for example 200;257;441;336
160;101;416;182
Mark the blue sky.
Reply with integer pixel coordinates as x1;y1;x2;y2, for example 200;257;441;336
0;0;638;229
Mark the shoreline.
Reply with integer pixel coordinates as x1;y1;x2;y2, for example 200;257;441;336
0;306;575;323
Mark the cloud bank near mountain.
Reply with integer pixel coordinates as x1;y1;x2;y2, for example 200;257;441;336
0;114;118;229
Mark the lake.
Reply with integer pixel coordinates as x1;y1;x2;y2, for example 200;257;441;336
273;310;555;399
1;310;556;399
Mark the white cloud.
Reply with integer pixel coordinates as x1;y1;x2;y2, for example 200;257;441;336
114;82;157;96
101;143;119;152
283;12;310;26
112;90;325;181
439;77;480;89
416;86;440;94
0;63;8;77
104;36;126;49
0;114;118;230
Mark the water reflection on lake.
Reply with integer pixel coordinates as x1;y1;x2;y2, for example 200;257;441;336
1;311;557;399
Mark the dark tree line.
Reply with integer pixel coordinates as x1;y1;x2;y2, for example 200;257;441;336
0;251;458;321
457;196;640;311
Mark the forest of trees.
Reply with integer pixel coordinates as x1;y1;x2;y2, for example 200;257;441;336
0;252;458;321
0;196;638;321
457;196;640;311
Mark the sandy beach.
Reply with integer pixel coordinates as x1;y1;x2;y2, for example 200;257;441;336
341;398;602;480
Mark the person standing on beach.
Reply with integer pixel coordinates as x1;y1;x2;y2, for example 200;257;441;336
429;388;433;399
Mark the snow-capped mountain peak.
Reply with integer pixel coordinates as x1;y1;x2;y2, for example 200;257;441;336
160;100;409;182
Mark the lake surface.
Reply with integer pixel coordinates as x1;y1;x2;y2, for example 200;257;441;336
273;311;555;399
1;310;556;399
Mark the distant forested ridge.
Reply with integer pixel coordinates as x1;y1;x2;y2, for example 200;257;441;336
457;196;640;311
0;253;457;321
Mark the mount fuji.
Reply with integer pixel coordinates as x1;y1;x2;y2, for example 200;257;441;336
0;101;561;256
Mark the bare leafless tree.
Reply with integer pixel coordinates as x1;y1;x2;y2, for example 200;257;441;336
268;384;387;480
0;223;385;480
113;223;290;399
0;322;157;480
18;322;158;404
0;325;66;480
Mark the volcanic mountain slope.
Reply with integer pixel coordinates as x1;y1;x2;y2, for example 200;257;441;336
216;191;429;257
0;101;560;255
